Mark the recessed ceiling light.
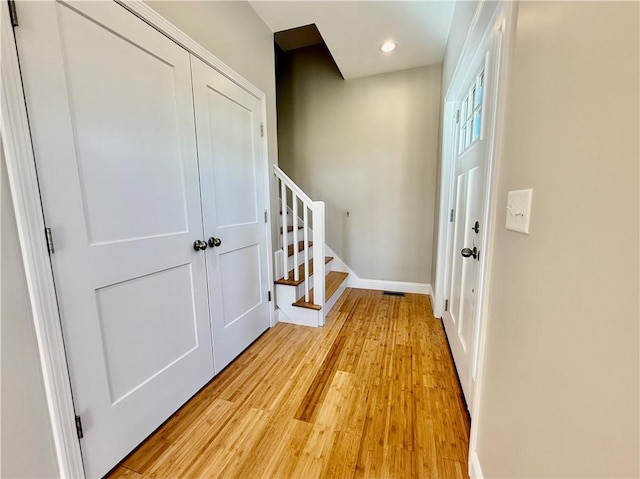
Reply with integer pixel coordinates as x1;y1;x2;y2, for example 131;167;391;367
380;41;396;53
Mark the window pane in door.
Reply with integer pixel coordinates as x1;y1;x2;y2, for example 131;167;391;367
475;78;483;107
473;110;481;140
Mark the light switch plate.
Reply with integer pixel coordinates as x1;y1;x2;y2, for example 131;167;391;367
506;189;533;234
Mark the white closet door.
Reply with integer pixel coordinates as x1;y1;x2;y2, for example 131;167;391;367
15;2;214;476
191;57;271;373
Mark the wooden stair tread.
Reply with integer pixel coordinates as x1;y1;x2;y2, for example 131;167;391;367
275;257;333;286
287;241;313;257
292;271;349;310
280;225;304;234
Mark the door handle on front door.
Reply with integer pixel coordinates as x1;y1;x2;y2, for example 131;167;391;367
193;240;208;251
461;246;479;260
208;237;222;248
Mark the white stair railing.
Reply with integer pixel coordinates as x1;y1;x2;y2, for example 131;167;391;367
274;165;325;316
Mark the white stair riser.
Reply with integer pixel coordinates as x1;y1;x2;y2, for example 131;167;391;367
274;257;340;328
285;246;314;271
275;272;345;328
292;274;315;299
275;283;320;327
280;229;309;244
324;281;347;314
277;303;320;328
283;258;335;299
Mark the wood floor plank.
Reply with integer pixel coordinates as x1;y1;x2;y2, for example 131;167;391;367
107;289;470;479
106;466;143;479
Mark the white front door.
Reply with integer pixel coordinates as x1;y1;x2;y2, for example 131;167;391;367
191;57;271;373
443;47;492;406
15;2;214;476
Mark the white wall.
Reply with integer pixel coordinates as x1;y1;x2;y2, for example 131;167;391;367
432;0;479;287
146;1;280;248
474;1;639;476
277;45;441;284
1;140;58;478
441;0;480;94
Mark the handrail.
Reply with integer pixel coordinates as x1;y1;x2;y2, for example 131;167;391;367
274;165;313;207
273;164;325;320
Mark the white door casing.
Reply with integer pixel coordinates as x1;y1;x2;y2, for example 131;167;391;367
191;57;271;373
433;3;514;476
15;1;215;476
442;16;500;409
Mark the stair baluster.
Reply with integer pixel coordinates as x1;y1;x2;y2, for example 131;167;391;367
274;165;326;320
280;177;288;281
303;205;310;302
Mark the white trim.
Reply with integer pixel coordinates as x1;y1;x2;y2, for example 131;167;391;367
0;3;84;477
469;450;484;479
468;3;517;477
428;283;436;311
273;165;313;207
325;245;431;295
2;1;275;476
433;100;457;318
350;278;430;296
260;96;276;328
433;0;499;319
431;0;516;475
436;0;503;401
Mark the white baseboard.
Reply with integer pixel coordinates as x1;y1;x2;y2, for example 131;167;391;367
324;245;431;295
469;450;484;478
348;277;430;294
428;285;437;315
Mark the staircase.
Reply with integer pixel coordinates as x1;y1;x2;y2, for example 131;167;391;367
273;166;349;327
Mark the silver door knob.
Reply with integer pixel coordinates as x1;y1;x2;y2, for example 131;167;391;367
208;237;222;248
193;240;207;251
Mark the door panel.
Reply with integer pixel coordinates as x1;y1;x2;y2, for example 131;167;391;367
219;244;263;327
57;4;189;244
191;56;270;373
95;264;199;404
15;2;214;476
206;90;259;227
450;171;468;332
459;166;481;350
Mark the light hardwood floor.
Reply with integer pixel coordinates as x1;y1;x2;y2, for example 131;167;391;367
107;289;470;479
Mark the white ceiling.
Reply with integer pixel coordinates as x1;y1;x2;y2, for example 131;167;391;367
249;1;455;79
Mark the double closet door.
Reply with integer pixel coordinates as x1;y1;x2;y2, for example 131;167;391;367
15;1;270;477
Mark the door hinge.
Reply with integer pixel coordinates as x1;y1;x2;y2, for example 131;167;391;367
264;210;268;223
444;299;449;312
450;209;454;223
8;0;18;27
268;291;272;302
260;123;264;137
45;227;54;255
455;109;460;124
75;415;84;439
